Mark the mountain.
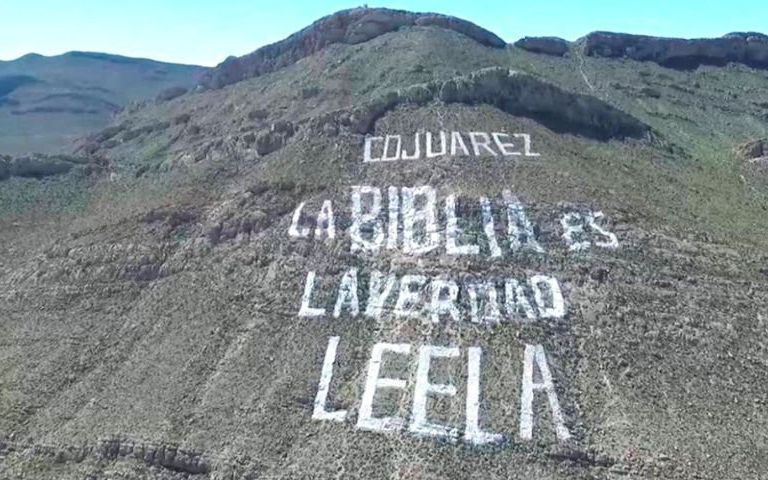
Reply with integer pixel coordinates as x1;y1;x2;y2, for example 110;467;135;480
0;51;207;155
2;7;768;480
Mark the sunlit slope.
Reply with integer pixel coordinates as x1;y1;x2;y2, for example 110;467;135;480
1;9;767;480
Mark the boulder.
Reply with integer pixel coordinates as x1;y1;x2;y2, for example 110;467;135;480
254;121;296;155
247;109;269;121
514;36;570;56
200;8;505;89
734;139;767;160
581;31;768;70
8;154;77;178
0;153;92;180
172;113;192;125
155;86;188;103
639;86;662;98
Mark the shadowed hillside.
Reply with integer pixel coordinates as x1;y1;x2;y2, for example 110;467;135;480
0;52;207;155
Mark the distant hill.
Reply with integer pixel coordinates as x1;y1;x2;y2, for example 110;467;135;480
0;51;207;154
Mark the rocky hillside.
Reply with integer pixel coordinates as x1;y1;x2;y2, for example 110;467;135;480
0;52;206;155
1;7;768;480
581;31;768;69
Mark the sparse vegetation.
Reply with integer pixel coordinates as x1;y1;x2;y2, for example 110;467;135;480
2;8;768;480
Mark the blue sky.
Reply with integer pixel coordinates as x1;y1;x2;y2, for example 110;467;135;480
2;0;767;66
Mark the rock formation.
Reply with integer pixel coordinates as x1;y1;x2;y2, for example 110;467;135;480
200;8;506;89
581;31;768;69
0;153;93;180
735;138;767;161
514;36;570;56
342;67;649;140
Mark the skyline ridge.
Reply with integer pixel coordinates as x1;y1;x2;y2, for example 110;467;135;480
4;0;768;66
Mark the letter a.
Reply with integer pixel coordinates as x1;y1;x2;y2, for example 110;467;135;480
519;345;571;442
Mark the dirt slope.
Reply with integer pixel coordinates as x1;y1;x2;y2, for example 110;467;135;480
1;7;768;480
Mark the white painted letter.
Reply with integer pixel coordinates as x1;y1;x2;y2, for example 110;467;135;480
520;344;571;442
365;270;397;318
426;131;447;158
333;268;360;318
514;133;540;157
480;197;502;258
503;190;544;253
409;345;460;440
387;186;399;249
299;271;325;317
394;274;427;318
445;194;479;256
430;278;460;324
469;132;498;157
357;342;411;432
289;201;310;238
561;212;588;251
588;211;619;249
402;186;440;255
401;133;421;160
504;279;536;322
314;200;335;239
350;186;384;253
450;131;470;156
382;135;402;162
313;336;347;422
491;132;521;156
530;275;565;319
468;281;502;325
465;347;503;445
363;136;383;163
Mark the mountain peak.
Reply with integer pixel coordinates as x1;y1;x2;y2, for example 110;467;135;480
200;7;506;89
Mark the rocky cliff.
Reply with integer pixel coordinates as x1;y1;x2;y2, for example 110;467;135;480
200;8;506;89
581;31;768;69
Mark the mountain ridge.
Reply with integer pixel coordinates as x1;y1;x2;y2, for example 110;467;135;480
1;7;768;480
199;7;507;89
1;51;205;68
0;51;207;155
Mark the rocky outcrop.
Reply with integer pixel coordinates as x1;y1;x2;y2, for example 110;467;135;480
581;31;768;70
200;8;506;89
254;120;296;156
0;436;210;476
120;121;171;141
155;86;188;103
734;138;767;161
514;36;570;56
724;32;768;41
99;438;209;474
0;154;9;180
0;153;92;180
337;67;649;140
